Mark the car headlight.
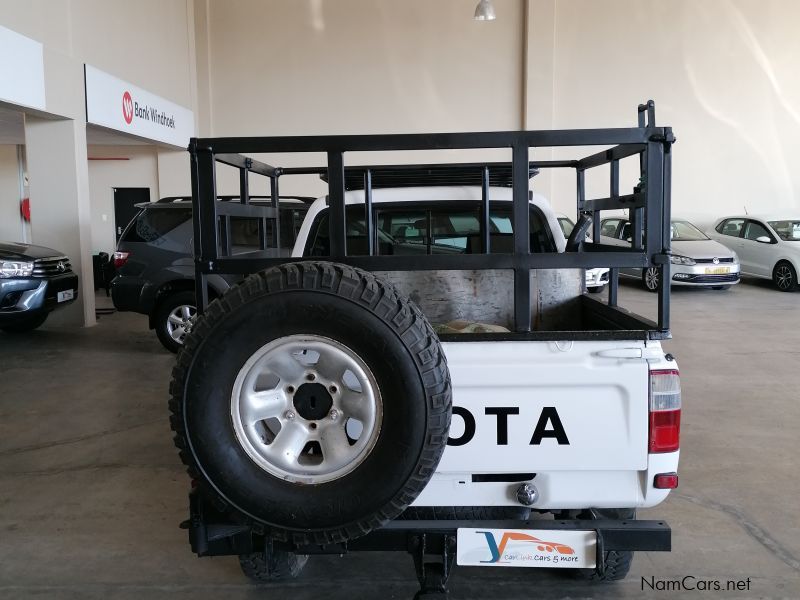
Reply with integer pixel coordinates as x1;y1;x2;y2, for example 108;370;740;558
0;260;34;278
669;255;696;266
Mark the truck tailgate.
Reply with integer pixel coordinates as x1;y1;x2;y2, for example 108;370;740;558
437;340;650;473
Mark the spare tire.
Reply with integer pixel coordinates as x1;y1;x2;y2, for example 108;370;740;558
170;261;451;546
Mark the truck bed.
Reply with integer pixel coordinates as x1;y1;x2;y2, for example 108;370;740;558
374;267;660;341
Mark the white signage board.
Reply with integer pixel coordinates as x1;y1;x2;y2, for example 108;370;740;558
85;65;194;148
0;25;46;110
456;528;596;568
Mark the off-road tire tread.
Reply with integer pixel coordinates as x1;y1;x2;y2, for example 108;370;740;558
169;261;451;546
577;550;633;582
238;551;308;582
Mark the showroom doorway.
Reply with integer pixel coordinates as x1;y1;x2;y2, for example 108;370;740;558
113;187;149;241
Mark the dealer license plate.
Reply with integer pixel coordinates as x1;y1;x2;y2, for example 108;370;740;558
705;266;730;274
57;289;75;303
456;528;596;568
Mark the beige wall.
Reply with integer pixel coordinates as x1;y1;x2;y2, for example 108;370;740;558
197;0;800;225
206;0;524;136
202;0;524;196
87;146;160;254
543;0;800;225
0;0;196;108
0;145;21;241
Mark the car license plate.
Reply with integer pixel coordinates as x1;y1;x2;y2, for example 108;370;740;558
705;266;730;274
456;528;596;568
57;289;75;303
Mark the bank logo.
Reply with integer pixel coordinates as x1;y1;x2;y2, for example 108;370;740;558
122;91;133;125
478;531;575;563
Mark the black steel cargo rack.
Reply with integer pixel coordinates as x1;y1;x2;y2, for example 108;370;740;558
189;100;675;338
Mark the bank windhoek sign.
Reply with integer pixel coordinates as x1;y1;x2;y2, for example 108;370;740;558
85;65;194;148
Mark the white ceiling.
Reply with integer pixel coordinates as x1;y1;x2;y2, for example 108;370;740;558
0;106;153;147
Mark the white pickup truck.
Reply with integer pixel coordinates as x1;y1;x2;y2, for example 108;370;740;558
290;185;680;510
172;102;679;595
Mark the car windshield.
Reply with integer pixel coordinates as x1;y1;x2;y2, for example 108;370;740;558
768;220;800;241
670;220;708;241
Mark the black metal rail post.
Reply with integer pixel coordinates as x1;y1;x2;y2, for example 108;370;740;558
481;166;490;254
659;128;674;332
270;175;280;250
327;152;347;258
191;145;217;313
364;169;374;256
512;143;531;332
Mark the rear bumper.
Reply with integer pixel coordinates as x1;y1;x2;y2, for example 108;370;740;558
186;488;671;558
0;273;78;322
110;276;148;313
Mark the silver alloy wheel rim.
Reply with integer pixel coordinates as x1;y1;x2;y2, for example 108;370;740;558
645;267;659;290
166;304;197;344
230;334;382;484
776;265;793;289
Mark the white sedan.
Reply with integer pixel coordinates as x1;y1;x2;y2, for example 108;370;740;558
707;215;800;291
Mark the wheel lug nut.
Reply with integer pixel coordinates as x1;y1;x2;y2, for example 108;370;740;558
286;386;295;394
329;409;339;421
306;373;316;381
284;410;295;420
329;385;338;394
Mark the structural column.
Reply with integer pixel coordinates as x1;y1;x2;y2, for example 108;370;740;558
24;116;95;327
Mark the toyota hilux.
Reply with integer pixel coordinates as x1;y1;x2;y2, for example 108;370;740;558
170;101;679;596
0;241;79;333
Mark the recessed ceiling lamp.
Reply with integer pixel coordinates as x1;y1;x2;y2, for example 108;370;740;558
474;0;497;21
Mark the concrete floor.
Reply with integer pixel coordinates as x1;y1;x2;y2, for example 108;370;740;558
0;279;799;599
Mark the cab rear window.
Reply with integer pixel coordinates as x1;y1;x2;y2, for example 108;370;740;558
306;203;556;256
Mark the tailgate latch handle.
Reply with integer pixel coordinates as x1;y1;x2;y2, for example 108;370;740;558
594;348;643;359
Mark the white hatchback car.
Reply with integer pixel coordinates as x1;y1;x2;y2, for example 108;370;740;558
600;218;740;291
707;215;800;291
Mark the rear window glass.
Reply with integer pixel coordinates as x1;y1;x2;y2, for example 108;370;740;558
123;208;191;243
307;203;555;256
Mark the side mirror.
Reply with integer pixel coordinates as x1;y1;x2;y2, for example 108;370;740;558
756;236;772;244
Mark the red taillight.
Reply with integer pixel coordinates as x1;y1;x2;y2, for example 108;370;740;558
654;472;679;489
649;368;680;453
113;251;130;269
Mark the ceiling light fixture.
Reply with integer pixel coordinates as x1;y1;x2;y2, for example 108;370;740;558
474;0;496;21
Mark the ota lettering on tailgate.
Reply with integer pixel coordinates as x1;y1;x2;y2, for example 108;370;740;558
447;406;570;447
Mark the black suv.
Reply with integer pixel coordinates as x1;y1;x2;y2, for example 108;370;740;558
111;196;310;352
0;241;79;333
